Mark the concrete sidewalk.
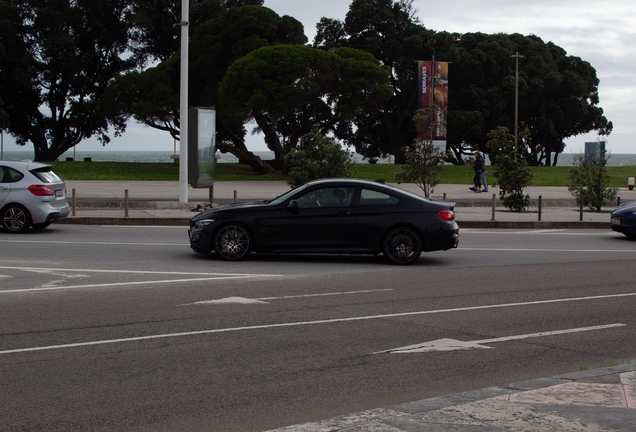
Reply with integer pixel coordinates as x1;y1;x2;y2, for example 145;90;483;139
268;363;636;432
59;180;628;228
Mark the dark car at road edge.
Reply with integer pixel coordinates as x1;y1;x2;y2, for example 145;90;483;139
611;200;636;237
189;178;459;265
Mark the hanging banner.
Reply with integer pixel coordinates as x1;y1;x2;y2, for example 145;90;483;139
417;61;448;151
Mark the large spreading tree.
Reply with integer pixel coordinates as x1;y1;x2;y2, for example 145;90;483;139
0;0;144;161
102;5;309;173
316;0;611;166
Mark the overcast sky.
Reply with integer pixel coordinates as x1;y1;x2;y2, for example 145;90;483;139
3;0;635;155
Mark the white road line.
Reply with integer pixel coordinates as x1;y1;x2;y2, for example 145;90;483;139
3;291;636;355
0;276;283;295
256;288;393;301
0;265;276;277
0;240;186;246
461;248;636;252
180;289;394;306
378;323;627;353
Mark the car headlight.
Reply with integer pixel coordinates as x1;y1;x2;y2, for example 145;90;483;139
194;219;215;229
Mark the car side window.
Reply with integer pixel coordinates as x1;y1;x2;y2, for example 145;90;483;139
358;189;400;206
296;187;355;208
7;168;24;183
0;167;5;183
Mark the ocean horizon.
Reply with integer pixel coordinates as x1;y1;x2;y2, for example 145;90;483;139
2;150;636;167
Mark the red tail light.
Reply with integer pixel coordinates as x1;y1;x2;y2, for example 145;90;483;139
437;210;455;221
28;185;54;196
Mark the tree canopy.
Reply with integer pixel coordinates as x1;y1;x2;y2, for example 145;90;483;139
0;0;141;161
218;44;392;170
316;0;611;166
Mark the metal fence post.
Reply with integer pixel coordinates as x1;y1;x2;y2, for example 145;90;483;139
125;189;129;217
538;195;542;221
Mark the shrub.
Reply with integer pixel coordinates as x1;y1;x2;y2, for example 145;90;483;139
284;126;356;188
567;149;618;211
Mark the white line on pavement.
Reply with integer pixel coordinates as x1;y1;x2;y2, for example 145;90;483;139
0;265;278;277
0;239;186;246
2;291;635;355
180;289;394;306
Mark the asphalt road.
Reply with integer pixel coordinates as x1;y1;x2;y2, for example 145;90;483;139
1;225;636;431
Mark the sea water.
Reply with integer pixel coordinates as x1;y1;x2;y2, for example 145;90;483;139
2;150;636;166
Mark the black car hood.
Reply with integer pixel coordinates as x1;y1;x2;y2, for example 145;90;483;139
613;200;636;215
190;200;270;221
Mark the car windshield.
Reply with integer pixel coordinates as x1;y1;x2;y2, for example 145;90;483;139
267;183;311;205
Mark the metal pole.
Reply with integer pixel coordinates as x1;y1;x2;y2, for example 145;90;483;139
580;198;584;221
208;185;213;203
511;52;524;161
72;188;76;216
178;0;189;204
125;189;129;217
491;194;496;221
234;190;238;203
538;195;542;221
1;129;3;160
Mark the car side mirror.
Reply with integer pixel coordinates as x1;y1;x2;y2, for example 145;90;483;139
287;200;299;209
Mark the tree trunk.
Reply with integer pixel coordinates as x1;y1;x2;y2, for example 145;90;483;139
216;142;278;174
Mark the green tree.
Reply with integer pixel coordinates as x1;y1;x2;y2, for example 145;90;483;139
315;0;439;164
567;149;618;211
218;44;392;170
127;0;264;63
486;126;533;212
103;5;307;174
446;33;612;166
284;126;356;188
394;110;445;198
0;0;142;161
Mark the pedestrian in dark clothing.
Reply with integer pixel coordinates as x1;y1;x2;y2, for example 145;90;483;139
469;151;483;192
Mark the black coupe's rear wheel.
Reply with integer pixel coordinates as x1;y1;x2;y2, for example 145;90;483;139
214;224;252;261
383;227;422;265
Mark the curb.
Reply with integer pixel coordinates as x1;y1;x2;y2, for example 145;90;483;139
457;221;610;229
56;217;190;226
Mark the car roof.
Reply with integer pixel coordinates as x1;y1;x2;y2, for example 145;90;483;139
1;160;52;170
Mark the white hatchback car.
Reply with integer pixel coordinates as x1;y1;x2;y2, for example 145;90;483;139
0;161;70;233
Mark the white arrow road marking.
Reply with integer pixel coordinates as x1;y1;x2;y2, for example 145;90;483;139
180;288;393;306
196;297;268;305
375;323;627;354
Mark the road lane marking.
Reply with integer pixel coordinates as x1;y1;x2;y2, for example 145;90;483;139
181;289;394;306
460;248;636;252
0;239;187;246
375;324;627;354
2;292;635;355
0;265;276;277
0;267;283;294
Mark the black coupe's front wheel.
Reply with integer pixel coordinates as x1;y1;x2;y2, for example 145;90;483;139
214;224;252;261
382;227;422;265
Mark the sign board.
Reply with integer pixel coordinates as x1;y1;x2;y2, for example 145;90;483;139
188;108;216;188
585;141;606;165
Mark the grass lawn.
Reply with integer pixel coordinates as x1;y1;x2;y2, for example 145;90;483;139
49;160;636;187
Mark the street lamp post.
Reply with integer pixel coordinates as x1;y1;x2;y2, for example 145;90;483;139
178;0;189;204
511;51;524;160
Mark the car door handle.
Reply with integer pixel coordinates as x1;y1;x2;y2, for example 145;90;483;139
338;211;351;216
0;186;8;190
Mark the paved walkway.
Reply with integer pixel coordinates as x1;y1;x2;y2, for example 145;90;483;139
267;364;636;432
60;180;631;228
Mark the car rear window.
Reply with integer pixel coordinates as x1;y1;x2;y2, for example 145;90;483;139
359;189;401;206
31;167;63;183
